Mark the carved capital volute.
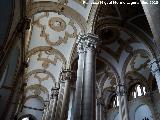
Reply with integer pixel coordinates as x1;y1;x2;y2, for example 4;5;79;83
84;33;99;51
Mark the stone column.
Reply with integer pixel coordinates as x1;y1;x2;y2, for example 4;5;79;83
148;58;160;92
72;36;86;120
116;83;129;120
60;67;72;120
96;97;104;120
42;83;60;120
50;83;60;120
81;33;99;120
47;98;54;120
41;102;49;120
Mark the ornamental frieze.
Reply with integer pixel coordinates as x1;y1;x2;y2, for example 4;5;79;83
25;84;49;96
26;46;67;66
25;69;56;84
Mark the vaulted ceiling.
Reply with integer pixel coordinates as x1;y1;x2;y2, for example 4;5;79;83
93;0;155;100
0;0;13;48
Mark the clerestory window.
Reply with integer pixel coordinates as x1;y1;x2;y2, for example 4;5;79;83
129;84;146;100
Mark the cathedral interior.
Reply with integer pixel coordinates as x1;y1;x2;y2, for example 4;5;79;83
0;0;160;120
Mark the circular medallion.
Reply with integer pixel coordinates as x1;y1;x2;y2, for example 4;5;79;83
49;17;66;32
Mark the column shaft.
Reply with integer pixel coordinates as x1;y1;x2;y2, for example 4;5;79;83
50;98;58;120
117;84;129;120
82;49;96;120
73;51;85;120
118;95;123;120
60;80;70;120
96;97;103;120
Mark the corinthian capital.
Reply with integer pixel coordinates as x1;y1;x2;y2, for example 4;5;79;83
76;33;99;53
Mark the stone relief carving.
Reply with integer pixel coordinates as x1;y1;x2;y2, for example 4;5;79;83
49;17;66;32
26;46;67;66
25;84;49;96
25;69;56;84
33;12;77;46
37;51;65;69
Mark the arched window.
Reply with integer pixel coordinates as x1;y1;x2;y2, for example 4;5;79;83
19;114;36;120
110;95;119;108
129;84;146;100
22;117;29;120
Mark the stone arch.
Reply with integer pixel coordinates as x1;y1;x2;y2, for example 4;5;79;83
26;1;87;33
125;71;149;92
24;95;46;106
25;69;56;82
25;84;49;101
22;96;45;120
26;46;67;65
98;57;120;84
134;104;153;120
